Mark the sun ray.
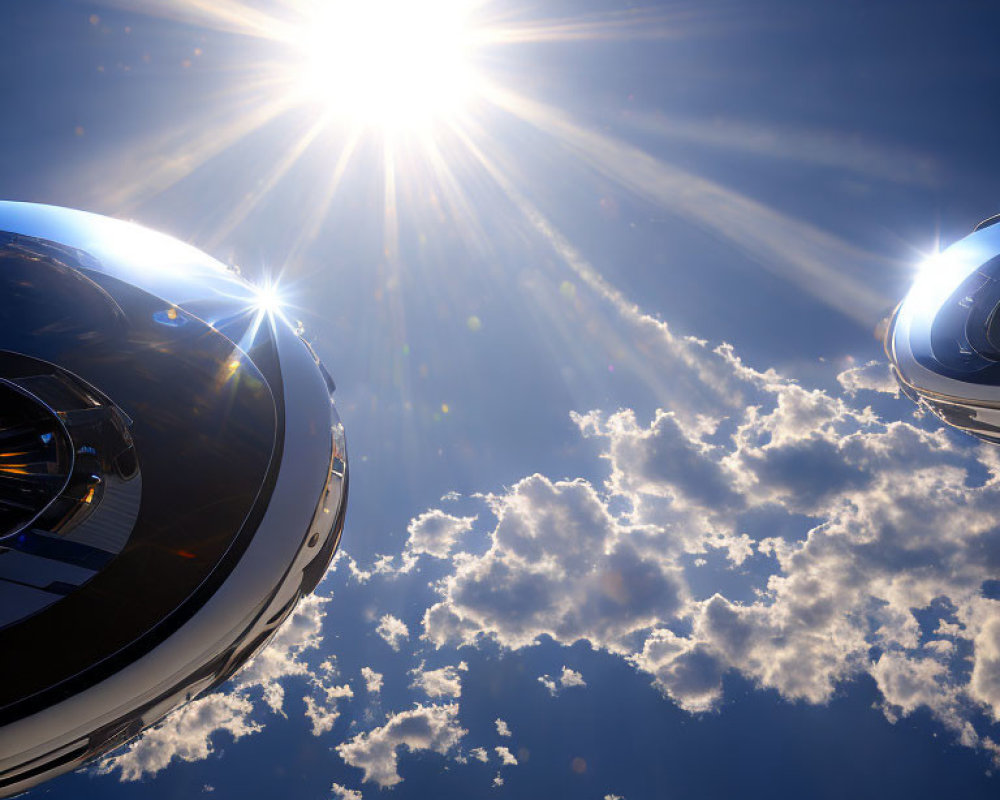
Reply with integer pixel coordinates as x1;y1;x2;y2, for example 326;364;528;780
476;6;719;45
446;118;699;403
284;128;363;267
205;113;331;250
622;111;941;187
81;78;298;213
480;84;894;325
382;137;400;264
407;125;492;256
79;0;893;354
92;0;295;41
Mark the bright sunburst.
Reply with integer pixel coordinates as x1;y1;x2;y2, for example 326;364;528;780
290;0;481;130
88;0;888;329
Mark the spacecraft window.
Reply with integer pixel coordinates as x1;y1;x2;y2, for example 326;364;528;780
0;381;72;540
921;255;1000;382
0;235;281;717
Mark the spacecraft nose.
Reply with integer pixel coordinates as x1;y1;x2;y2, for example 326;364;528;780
888;217;1000;442
0;202;347;797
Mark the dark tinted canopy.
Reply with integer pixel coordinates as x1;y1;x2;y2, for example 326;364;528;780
0;233;280;718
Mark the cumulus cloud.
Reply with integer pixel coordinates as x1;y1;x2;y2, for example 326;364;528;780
837;359;898;396
469;747;489;762
98;694;262;781
235;594;331;714
372;511;479;575
331;783;363;800
410;663;465;698
336;704;466;787
495;746;518;766
404;301;1000;759
333;551;373;584
98;272;1000;793
423;473;686;653
406;509;477;559
100;594;333;780
361;667;384;694
376;614;410;651
970;617;1000;720
539;666;587;696
305;682;353;736
559;666;586;689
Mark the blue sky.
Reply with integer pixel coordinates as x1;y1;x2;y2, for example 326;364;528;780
8;1;1000;797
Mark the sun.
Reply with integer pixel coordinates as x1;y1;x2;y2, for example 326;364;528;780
290;0;481;131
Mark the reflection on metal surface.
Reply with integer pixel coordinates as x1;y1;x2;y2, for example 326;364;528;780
0;352;144;627
0;202;347;797
0;381;72;540
887;215;1000;441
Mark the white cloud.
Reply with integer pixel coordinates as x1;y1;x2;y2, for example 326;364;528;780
406;509;477;559
837;359;898;396
470;747;489;762
305;682;353;736
560;666;586;688
319;656;339;676
495;746;518;766
235;594;330;714
98;273;1000;792
493;773;504;787
99;594;334;781
410;663;464;698
331;782;363;800
404;299;1000;760
336;703;466;788
630;628;723;713
970;616;1000;721
304;697;339;737
97;694;262;781
539;666;587;695
332;551;373;583
361;666;384;694
423;473;686;654
376;614;410;651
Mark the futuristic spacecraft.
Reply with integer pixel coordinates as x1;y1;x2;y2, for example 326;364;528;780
0;202;347;795
886;214;1000;442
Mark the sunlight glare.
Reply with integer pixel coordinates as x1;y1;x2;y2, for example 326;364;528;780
292;0;479;130
252;281;285;315
906;249;971;316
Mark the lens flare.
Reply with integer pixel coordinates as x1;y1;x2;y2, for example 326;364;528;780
252;282;285;315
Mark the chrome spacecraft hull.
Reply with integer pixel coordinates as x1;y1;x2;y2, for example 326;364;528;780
0;202;347;795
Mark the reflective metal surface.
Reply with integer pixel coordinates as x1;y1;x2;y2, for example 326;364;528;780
0;379;73;541
887;218;1000;441
0;350;143;626
0;203;347;796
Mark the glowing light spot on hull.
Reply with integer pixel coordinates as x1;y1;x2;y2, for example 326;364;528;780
252;283;285;315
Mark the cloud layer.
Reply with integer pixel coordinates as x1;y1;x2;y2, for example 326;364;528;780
99;294;1000;793
335;704;466;788
410;331;1000;756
